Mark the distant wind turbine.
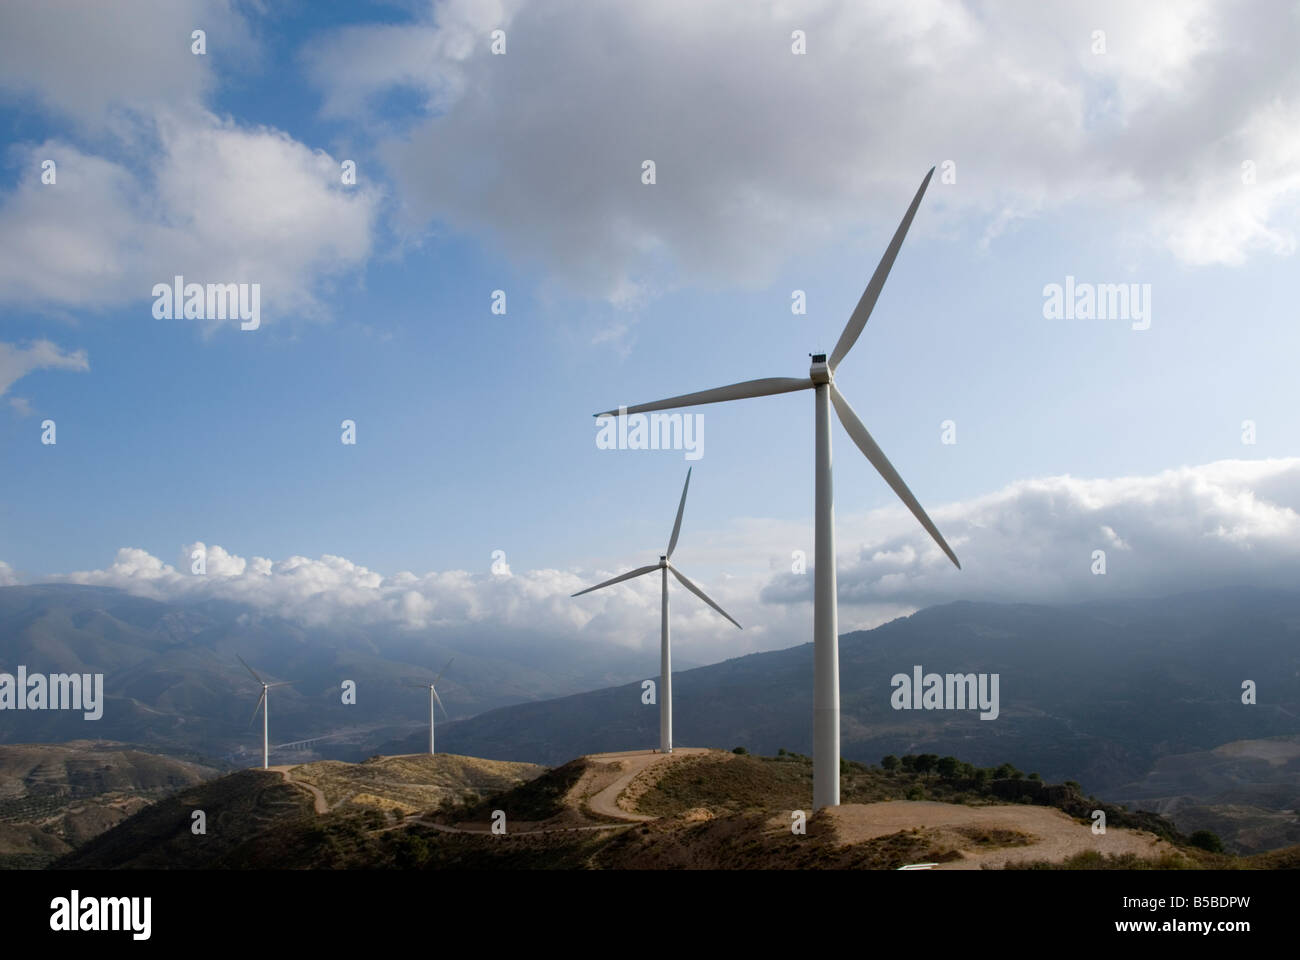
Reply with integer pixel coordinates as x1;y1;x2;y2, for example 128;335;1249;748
591;168;960;809
238;655;294;770
404;658;454;756
572;467;741;755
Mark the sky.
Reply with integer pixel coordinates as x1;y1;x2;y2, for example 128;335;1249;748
1;0;1298;666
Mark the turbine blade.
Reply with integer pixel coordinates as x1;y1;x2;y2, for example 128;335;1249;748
267;681;293;688
666;467;692;559
594;377;811;418
431;686;448;718
829;384;961;569
669;566;742;629
433;657;454;686
571;564;659;598
828;167;935;370
248;690;266;727
237;654;264;685
401;679;430;689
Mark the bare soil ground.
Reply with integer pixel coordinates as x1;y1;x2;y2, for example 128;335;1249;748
826;800;1170;869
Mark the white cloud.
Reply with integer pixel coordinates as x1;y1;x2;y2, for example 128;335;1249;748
28;458;1300;664
765;457;1300;610
0;561;18;586
306;0;1300;300
0;3;381;324
0;339;88;398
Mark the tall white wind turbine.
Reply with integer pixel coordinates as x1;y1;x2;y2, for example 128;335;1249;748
572;468;741;754
591;169;959;808
404;658;454;756
238;655;293;770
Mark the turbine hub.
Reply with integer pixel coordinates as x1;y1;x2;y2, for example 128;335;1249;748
810;354;831;384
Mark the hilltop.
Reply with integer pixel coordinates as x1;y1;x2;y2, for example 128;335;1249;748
50;747;1298;870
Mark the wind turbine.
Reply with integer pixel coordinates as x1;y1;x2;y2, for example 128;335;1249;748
238;655;293;770
591;168;960;808
572;467;741;755
404;658;454;756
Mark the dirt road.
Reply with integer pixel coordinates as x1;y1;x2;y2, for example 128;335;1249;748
577;748;714;821
269;765;329;815
826;800;1169;869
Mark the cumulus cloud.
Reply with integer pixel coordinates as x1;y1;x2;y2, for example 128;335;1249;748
0;561;19;586
765;457;1300;610
306;0;1300;300
25;458;1300;664
0;339;88;398
0;3;380;323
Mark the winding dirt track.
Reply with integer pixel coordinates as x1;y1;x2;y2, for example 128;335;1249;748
269;765;329;814
578;748;712;821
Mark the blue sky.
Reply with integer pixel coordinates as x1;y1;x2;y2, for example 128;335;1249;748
1;1;1298;663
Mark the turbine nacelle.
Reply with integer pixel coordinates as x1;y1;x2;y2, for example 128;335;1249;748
809;353;831;384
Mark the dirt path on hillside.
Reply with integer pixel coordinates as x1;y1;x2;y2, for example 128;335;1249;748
574;749;714;821
826;801;1170;869
269;766;329;815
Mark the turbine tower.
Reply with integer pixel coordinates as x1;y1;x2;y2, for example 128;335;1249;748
404;658;454;756
591;168;959;808
572;468;741;754
238;655;293;770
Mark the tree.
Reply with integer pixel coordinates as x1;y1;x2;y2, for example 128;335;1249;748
1188;830;1224;853
936;756;960;779
900;754;917;772
1027;772;1041;781
881;755;900;772
732;746;748;755
915;753;938;776
993;763;1018;779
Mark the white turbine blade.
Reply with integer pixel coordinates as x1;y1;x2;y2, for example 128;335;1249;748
594;377;811;418
401;678;429;689
248;690;266;727
828;167;935;371
237;654;264;685
266;681;293;688
829;384;961;570
666;467;692;559
669;566;742;630
432;657;454;686
431;686;448;718
571;564;659;597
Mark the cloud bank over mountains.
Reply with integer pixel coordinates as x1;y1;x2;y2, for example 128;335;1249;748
6;458;1296;664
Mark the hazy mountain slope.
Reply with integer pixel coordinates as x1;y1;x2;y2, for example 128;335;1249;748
0;584;653;762
427;589;1300;793
0;740;218;867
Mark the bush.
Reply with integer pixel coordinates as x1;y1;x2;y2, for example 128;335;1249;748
732;746;748;755
1188;830;1224;853
1028;772;1041;781
880;754;900;772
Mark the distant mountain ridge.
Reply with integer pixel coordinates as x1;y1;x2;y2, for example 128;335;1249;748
0;583;655;762
421;587;1300;795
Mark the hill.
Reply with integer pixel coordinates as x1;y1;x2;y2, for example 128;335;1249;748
0;740;218;868
53;747;1294;871
53;752;546;869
